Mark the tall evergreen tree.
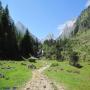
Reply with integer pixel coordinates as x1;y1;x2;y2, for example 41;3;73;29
20;29;34;58
0;5;18;59
33;38;39;57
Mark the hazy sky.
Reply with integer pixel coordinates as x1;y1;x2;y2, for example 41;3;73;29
1;0;88;39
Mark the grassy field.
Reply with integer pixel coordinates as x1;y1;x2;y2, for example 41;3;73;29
0;60;90;90
0;60;46;89
45;60;90;90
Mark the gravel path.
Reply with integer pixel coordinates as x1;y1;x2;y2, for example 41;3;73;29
20;64;64;90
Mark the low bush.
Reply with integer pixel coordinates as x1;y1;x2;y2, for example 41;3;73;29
50;63;59;67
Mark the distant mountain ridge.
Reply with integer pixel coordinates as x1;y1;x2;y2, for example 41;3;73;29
58;5;90;39
15;21;38;41
58;19;76;39
15;21;27;36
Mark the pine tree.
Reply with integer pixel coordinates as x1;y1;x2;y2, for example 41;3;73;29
20;29;34;58
0;5;18;59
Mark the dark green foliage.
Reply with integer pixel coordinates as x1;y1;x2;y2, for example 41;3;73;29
20;29;34;57
42;38;56;59
50;63;59;67
42;38;69;60
69;51;79;66
55;39;66;61
0;1;39;60
19;29;40;58
33;38;40;57
55;43;62;60
0;5;18;59
73;24;79;35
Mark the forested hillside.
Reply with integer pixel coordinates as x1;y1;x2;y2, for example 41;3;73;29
69;6;90;61
42;5;90;67
0;2;40;60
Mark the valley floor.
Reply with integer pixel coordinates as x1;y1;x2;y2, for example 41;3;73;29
0;60;90;90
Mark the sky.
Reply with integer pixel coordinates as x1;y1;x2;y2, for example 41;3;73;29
1;0;89;40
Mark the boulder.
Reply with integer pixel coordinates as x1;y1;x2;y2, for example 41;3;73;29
28;64;36;69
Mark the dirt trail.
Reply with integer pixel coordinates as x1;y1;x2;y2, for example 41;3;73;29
20;64;64;90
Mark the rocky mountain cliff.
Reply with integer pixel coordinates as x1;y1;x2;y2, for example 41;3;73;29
59;19;76;39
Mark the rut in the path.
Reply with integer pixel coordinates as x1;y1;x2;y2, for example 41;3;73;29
21;65;64;90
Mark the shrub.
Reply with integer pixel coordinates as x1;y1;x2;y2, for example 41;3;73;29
69;51;79;67
50;63;59;67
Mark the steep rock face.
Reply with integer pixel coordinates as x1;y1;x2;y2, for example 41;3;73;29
59;19;76;39
59;6;90;39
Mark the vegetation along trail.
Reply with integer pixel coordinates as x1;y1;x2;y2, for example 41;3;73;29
20;64;64;90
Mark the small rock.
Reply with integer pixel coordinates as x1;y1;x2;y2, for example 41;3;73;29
50;82;54;85
43;85;46;88
13;87;17;90
26;87;30;90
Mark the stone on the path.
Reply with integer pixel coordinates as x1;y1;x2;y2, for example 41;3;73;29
26;88;30;90
12;87;18;90
43;85;46;88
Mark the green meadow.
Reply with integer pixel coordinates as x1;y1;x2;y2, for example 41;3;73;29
0;60;46;89
45;60;90;90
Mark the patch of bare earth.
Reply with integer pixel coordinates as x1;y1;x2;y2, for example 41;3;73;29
20;65;65;90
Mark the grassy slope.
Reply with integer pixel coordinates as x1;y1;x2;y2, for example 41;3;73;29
45;30;90;90
0;60;46;89
71;30;90;61
45;61;90;90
